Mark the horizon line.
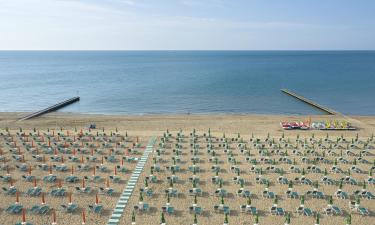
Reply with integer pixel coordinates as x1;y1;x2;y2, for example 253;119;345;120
1;49;375;51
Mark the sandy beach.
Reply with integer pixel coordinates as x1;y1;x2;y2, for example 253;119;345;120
0;112;374;225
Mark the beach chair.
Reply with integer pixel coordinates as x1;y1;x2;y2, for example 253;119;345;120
50;156;62;162
16;164;28;172
303;207;314;216
109;175;121;183
167;175;178;184
270;206;284;216
105;155;117;163
116;165;128;173
43;175;57;183
15;222;33;225
358;207;369;216
99;187;114;196
214;188;227;197
187;165;198;173
84;175;103;183
123;156;138;163
237;189;251;198
0;175;12;182
335;190;348;199
285;190;299;199
233;176;245;185
165;188;178;197
12;155;23;161
331;206;342;215
210;165;220;173
25;187;42;197
189;176;200;184
22;175;36;182
53;165;68;172
31;155;43;162
38;164;49;171
189;205;202;214
2;186;17;195
262;190;275;199
89;204;103;214
278;177;289;185
324;205;342;216
364;191;375;199
96;165;108;173
240;205;257;214
68;156;80;163
212;176;223;184
140;187;153;197
6;203;23;214
77;164;90;171
162;205;174;214
214;204;230;214
65;175;79;183
255;177;268;184
86;156;97;162
50;188;67;197
30;204;51;214
75;186;92;194
321;177;335;185
189;188;202;196
146;175;157;183
61;203;78;213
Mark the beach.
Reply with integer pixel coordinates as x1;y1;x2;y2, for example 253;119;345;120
0;112;374;225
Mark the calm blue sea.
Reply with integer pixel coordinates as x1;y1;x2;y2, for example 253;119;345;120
0;51;374;115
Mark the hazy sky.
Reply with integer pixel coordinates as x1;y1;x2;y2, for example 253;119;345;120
0;0;374;50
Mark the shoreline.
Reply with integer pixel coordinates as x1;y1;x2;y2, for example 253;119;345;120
1;112;374;136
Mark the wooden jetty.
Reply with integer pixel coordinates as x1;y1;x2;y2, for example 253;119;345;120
281;89;339;115
18;97;80;121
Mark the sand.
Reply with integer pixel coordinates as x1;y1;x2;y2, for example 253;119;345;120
0;112;374;225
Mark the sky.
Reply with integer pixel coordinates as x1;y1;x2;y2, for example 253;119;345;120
0;0;374;50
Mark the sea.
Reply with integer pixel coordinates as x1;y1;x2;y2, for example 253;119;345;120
0;51;374;115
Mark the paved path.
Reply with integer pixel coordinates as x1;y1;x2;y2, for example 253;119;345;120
107;136;156;225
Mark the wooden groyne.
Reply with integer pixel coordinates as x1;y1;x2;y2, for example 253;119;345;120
281;89;339;115
18;97;80;121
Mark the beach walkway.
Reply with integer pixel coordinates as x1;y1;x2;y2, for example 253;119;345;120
18;97;80;121
281;89;339;115
107;136;157;225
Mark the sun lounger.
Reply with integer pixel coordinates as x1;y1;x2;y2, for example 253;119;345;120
358;207;369;216
0;175;12;182
75;186;92;194
270;206;284;216
43;175;57;183
189;205;202;214
240;205;257;214
99;187;114;196
89;204;103;214
84;175;103;183
109;175;121;183
65;175;79;183
215;188;227;197
2;186;17;195
25;187;42;196
335;190;348;199
237;189;251;198
22;175;36;182
285;190;299;199
162;205;174;214
262;190;275;199
50;188;67;197
6;203;23;214
30;204;51;214
214;204;230;214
